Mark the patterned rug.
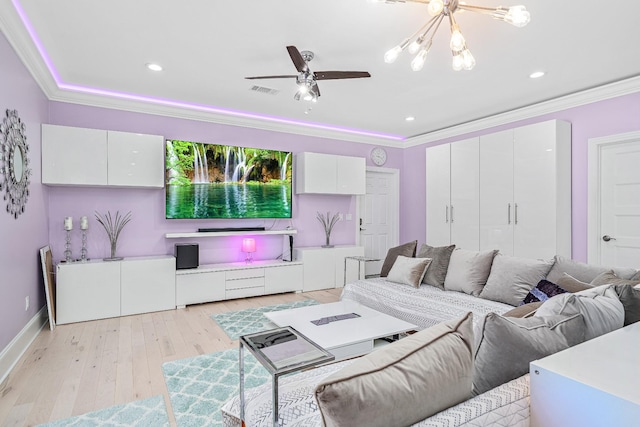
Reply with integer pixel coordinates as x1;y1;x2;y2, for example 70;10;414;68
37;395;169;427
162;349;270;427
211;299;319;340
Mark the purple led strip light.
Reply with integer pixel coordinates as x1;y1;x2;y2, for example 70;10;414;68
12;0;404;141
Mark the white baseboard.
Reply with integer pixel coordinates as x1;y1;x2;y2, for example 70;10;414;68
0;306;48;387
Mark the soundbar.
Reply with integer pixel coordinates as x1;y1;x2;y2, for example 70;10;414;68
198;227;266;232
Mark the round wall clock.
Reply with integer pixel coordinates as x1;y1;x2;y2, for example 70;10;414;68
370;147;387;166
0;109;31;219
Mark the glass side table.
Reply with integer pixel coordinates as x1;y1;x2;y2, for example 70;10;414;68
344;256;381;284
239;326;335;427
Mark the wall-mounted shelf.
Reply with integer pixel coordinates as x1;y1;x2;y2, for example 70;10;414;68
165;229;297;239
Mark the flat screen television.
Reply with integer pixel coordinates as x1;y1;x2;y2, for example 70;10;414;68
165;140;292;219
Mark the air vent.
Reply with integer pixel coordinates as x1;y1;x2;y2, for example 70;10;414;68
250;85;280;96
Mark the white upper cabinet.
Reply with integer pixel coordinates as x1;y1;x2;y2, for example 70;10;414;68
42;124;108;185
479;119;572;259
425;138;480;251
107;131;164;187
42;124;164;188
295;152;365;195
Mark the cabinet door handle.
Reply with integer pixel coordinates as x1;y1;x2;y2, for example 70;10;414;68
450;205;454;223
514;203;518;225
445;205;449;223
508;203;511;225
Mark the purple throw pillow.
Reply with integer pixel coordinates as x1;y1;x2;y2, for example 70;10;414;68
520;280;568;305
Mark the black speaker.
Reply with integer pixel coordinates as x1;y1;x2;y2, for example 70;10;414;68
175;243;199;269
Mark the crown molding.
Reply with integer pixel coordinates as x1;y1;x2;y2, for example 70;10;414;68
403;75;640;148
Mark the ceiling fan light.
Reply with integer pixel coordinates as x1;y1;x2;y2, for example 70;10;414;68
297;84;309;94
428;0;444;16
504;5;530;27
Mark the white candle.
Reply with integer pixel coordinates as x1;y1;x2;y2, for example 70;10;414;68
64;216;73;231
80;216;89;230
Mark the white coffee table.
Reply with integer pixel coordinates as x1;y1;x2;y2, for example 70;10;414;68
264;300;417;360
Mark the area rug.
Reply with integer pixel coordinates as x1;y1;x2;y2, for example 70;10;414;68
162;348;270;427
211;299;319;340
37;395;169;427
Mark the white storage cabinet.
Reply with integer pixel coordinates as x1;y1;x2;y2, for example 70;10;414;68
295;152;366;195
41;124;164;187
294;245;365;292
56;256;176;324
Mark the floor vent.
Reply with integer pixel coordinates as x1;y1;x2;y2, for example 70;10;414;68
249;85;280;95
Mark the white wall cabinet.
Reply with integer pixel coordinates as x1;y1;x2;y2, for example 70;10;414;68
42;124;164;187
295;152;366;195
175;261;303;307
479;120;571;259
56;256;176;324
425;138;480;251
294;245;365;291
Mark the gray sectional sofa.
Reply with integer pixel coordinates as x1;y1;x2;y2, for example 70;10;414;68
221;246;639;427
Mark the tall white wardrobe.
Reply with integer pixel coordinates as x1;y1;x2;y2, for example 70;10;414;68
425;119;572;259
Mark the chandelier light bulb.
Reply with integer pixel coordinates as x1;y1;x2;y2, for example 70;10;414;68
462;49;476;70
408;39;422;55
428;0;444;16
410;48;429;71
452;53;464;71
450;28;466;51
384;45;403;63
504;5;530;27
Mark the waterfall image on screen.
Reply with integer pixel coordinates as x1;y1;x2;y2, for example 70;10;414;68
165;140;292;219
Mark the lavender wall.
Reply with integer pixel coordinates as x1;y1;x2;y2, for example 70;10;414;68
400;92;640;262
47;103;404;264
0;31;50;352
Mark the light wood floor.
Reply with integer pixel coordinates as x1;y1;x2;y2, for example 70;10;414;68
0;289;342;427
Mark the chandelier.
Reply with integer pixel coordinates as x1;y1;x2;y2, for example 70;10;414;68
379;0;530;71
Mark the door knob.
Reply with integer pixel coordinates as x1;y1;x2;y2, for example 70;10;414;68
602;235;616;242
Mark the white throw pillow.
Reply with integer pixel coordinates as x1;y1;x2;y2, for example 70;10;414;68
534;285;624;341
386;256;432;288
444;249;497;296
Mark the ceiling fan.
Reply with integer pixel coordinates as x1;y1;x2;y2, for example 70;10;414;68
245;46;371;102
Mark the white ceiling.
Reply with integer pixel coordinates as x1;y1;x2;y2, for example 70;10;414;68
2;0;640;144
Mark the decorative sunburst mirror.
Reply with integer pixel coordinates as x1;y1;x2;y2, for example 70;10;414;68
0;109;31;219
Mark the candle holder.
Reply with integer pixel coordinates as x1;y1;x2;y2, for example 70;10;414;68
64;229;73;262
80;215;89;262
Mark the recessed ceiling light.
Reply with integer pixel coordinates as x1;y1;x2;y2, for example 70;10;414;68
529;71;545;79
405;116;415;122
146;63;163;72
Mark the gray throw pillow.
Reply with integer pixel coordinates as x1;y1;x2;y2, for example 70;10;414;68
444;249;498;296
590;270;640;287
417;244;456;289
386;256;432;288
472;312;585;395
612;284;640;326
546;255;637;284
316;312;474;427
380;240;417;277
534;285;624;341
479;254;554;306
555;273;594;293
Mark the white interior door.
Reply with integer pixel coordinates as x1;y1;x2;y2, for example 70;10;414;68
358;168;399;276
589;133;640;268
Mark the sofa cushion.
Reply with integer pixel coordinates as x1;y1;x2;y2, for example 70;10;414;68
555;273;594;293
546;255;637;284
613;284;640;326
417;243;455;289
315;312;474;427
502;301;543;318
444;249;497;296
472;312;585;395
479;254;554;306
386;256;432;288
534;285;624;341
521;279;568;305
379;240;417;277
590;270;640;287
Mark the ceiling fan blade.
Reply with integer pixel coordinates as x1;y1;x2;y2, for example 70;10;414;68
314;71;371;80
286;46;308;73
245;75;298;80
